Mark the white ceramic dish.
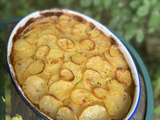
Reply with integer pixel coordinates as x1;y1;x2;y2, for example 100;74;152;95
7;9;141;120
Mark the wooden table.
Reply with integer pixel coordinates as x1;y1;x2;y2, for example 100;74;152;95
7;22;147;120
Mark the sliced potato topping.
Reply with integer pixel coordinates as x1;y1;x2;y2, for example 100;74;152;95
88;28;101;38
39;94;63;119
62;62;82;85
13;39;32;51
59;15;71;22
23;75;48;104
104;51;128;69
79;105;111;120
72;23;89;39
71;88;94;106
48;74;60;87
60;68;75;81
46;49;64;64
35;45;50;60
92;86;110;100
57;38;75;52
86;56;104;72
83;69;103;91
71;53;85;65
49;80;74;101
23;60;45;79
12;14;134;120
14;59;34;85
104;92;132;119
80;39;95;51
109;45;120;57
116;68;132;86
106;80;124;96
37;34;58;49
56;106;77;120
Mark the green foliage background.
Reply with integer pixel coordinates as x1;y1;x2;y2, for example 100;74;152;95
0;0;160;119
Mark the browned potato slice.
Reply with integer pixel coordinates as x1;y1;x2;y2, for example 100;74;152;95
80;39;95;51
35;45;50;60
91;34;111;53
23;27;40;37
57;38;75;52
83;69;103;91
101;61;115;79
37;34;58;49
48;74;60;87
49;80;74;101
63;97;84;117
26;33;39;44
23;60;45;79
14;59;34;85
88;28;101;38
46;49;64;64
39;94;63;119
104;51;128;69
92;87;110;100
116;68;132;86
79;105;111;120
56;21;72;33
72;23;89;39
86;56;104;72
45;62;62;75
71;53;85;65
71;88;94;106
56;106;77;120
60;68;75;81
110;45;120;57
38;70;52;84
13;39;32;51
59;15;71;22
23;75;48;104
62;62;82;85
104;92;132;119
106;80;124;96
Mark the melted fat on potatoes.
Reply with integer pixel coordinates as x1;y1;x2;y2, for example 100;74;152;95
12;14;134;120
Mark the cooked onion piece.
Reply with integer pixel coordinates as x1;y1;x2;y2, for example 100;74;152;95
71;53;85;65
116;68;132;86
104;92;132;119
23;75;48;104
57;38;75;52
83;69;103;91
88;28;101;38
61;62;82;85
79;105;111;120
49;80;74;101
37;34;58;49
71;88;94;106
104;51;128;69
86;56;104;72
56;106;77;120
106;80;124;96
39;94;63;119
92;86;110;100
80;39;95;51
14;59;34;85
35;45;50;60
23;60;45;79
109;45;120;57
60;68;75;81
